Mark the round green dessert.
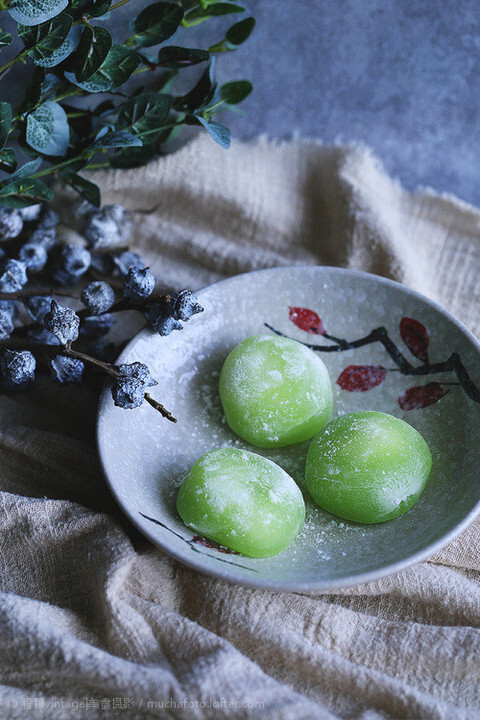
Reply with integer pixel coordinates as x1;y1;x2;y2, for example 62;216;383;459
305;411;432;524
219;334;333;448
177;447;305;557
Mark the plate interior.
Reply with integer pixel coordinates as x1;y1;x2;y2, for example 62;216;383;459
97;267;480;590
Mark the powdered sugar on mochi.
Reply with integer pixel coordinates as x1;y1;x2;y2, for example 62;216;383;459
192;448;304;534
219;334;332;445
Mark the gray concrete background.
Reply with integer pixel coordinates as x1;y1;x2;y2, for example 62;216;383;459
3;1;480;205
217;0;480;206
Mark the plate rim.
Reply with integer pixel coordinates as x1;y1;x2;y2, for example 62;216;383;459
96;265;480;593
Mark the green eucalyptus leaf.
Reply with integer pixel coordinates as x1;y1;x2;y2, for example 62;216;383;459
64;103;93;140
110;141;157;169
94;100;116;117
0;103;12;150
70;0;111;17
0;178;54;208
0;31;14;51
117;92;172;134
174;61;216;113
0;149;17;173
184;1;244;24
219;79;252;105
16;67;45;115
64;70;109;93
196;115;230;149
9;157;43;179
60;171;100;206
41;72;62;94
157;46;209;68
8;0;68;26
65;44;140;91
18;13;72;63
132;2;183;48
226;16;255;45
75;25;112;82
26;101;69;156
60;156;89;173
34;24;81;67
93;130;142;148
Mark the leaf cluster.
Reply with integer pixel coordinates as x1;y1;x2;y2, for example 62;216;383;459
0;0;255;208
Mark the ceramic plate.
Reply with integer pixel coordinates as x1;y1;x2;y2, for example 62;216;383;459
97;266;480;592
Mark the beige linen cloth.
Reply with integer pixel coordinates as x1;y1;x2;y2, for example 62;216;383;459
0;135;479;720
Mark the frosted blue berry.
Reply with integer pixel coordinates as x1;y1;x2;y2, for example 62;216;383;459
79;313;115;339
81;281;115;314
48;355;84;384
84;205;131;249
117;361;157;387
111;376;144;409
143;298;182;336
105;204;127;225
71;198;96;222
84;213;119;249
29;227;57;251
53;245;91;285
123;267;155;301
25;296;54;323
1;349;36;384
0;310;13;339
19;204;41;222
18;242;48;273
0;259;28;292
43;300;80;345
38;208;59;230
0;299;18;320
0;208;23;239
172;290;203;322
113;251;144;277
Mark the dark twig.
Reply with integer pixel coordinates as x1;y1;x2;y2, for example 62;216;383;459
0;288;79;301
11;292;171;339
64;345;177;422
144;393;177;422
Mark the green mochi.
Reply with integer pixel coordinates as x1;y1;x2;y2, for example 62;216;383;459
219;334;333;448
305;411;432;524
176;448;305;557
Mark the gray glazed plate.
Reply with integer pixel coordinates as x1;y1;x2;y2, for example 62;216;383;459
97;266;480;592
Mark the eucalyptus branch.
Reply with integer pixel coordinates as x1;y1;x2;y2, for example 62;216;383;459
109;0;134;11
0;49;28;81
0;0;255;208
28;154;92;180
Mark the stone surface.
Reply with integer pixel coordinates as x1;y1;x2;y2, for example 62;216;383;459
216;0;480;205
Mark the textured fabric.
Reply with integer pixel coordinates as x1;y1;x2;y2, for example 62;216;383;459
0;135;479;720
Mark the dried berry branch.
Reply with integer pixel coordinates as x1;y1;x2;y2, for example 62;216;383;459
11;292;171;339
63;345;178;422
0;287;77;300
0;200;202;420
0;0;255;209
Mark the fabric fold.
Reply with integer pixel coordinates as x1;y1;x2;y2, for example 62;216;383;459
0;136;478;719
